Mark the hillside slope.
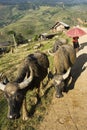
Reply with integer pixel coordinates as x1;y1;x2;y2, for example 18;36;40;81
0;4;87;42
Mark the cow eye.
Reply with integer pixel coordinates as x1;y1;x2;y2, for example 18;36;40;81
16;94;22;100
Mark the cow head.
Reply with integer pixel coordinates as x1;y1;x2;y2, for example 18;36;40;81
51;39;67;53
53;67;71;98
0;66;33;119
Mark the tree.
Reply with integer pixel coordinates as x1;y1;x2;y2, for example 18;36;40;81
7;30;17;48
15;33;28;45
7;31;28;46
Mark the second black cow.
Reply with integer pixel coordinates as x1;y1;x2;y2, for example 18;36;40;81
48;44;76;98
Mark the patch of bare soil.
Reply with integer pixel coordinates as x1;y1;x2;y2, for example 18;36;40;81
38;28;87;130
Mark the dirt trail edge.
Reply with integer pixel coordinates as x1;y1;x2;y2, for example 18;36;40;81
38;28;87;130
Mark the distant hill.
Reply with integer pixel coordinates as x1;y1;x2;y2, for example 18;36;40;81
0;0;87;5
0;1;87;42
0;4;87;41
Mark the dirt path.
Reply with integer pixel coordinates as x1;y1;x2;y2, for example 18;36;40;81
38;28;87;130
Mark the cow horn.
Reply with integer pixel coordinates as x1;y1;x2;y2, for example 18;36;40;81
62;67;71;80
0;73;3;77
48;49;54;56
19;66;33;89
0;83;6;91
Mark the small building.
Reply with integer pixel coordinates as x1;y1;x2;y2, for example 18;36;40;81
38;33;57;40
51;21;70;32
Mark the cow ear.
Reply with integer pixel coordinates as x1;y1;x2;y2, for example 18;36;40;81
19;66;33;89
0;73;3;77
0;73;9;85
3;76;9;85
0;83;6;91
62;67;71;80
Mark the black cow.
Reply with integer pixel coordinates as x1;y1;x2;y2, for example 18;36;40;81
0;52;49;120
48;44;76;98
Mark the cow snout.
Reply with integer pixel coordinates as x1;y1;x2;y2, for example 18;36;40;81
8;113;20;119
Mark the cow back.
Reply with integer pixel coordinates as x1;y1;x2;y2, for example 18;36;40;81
54;44;76;74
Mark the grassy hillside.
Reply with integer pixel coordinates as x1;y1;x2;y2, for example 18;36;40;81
0;4;87;42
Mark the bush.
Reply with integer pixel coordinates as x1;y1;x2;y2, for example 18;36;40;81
15;33;28;45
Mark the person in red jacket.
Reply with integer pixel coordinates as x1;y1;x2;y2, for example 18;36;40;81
73;36;79;53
